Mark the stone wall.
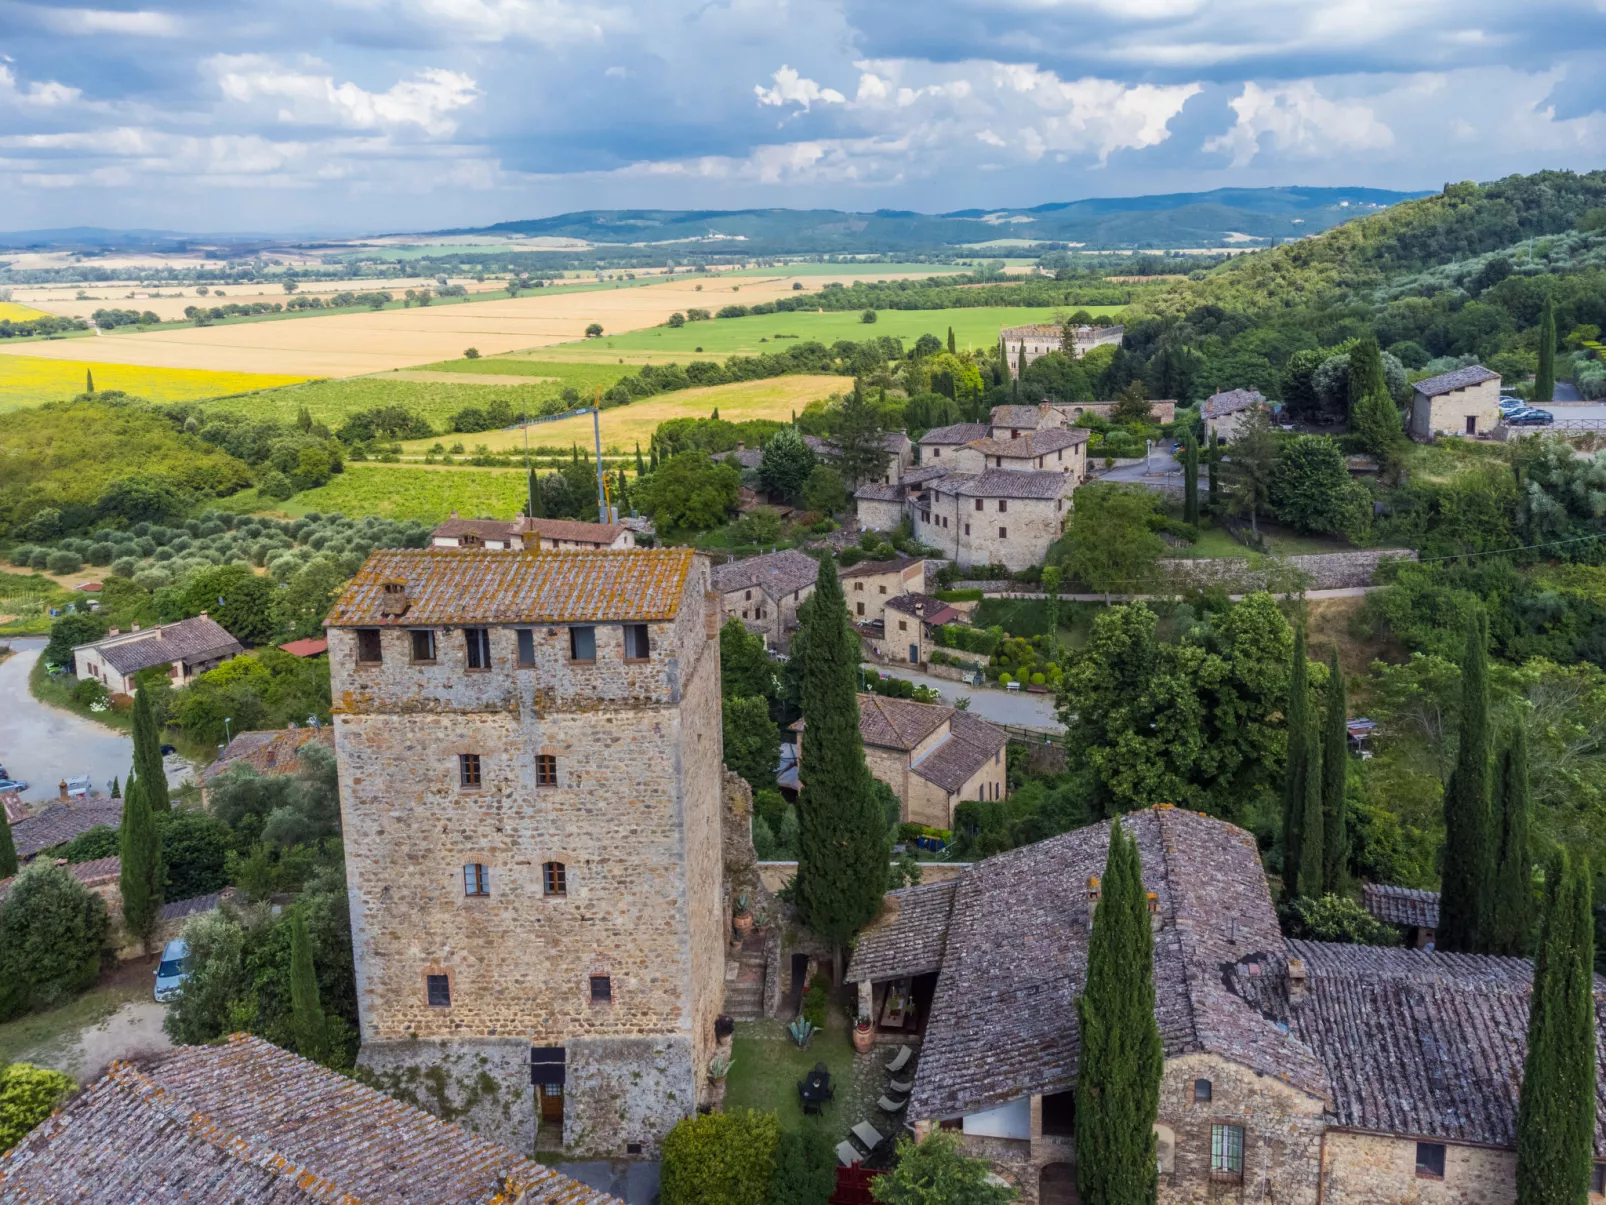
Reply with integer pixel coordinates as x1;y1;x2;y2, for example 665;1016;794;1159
914;488;1069;573
1322;1131;1515;1205
1159;548;1418;591
755;860;972;894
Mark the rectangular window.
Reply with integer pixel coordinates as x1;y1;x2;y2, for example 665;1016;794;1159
410;629;437;663
1415;1143;1446;1180
974;498;983;512
898;621;908;632
426;974;451;1007
536;754;558;787
544;861;567;897
1210;1125;1244;1178
856;602;865;616
879;585;887;594
463;863;490;896
998;499;1008;513
459;753;482;788
964;524;970;536
569;625;596;661
854;583;863;591
516;628;535;665
932;448;940;457
356;628;382;664
465;627;491;669
1592;1164;1605;1195
999;526;1008;539
590;975;612;1003
624;624;650;660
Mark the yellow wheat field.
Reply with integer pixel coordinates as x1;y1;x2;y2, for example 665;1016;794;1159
0;302;54;322
0;354;310;413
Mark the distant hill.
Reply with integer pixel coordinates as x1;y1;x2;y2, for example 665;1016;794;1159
442;188;1429;253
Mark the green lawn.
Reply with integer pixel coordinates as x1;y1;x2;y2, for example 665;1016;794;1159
724;1019;858;1132
1171;522;1370;559
273;463;531;523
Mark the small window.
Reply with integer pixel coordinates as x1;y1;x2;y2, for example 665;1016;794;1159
570;626;596;661
536;754;558;787
1211;1125;1244;1178
1415;1143;1446;1180
999;526;1008;539
624;624;650;660
964;523;970;536
898;620;908;632
854;582;863;591
590;974;612;1003
356;628;382;663
516;629;535;665
974;498;983;512
932;448;940;457
1193;1078;1212;1102
744;590;752;601
1592;1163;1605;1195
464;863;490;896
426;974;451;1007
544;861;567;896
410;629;437;663
879;585;887;594
998;499;1008;513
465;627;491;669
459;753;482;788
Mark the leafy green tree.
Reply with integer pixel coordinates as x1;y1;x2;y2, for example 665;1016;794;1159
1346;337;1387;419
42;613;106;669
1516;849;1595;1205
1489;725;1533;957
118;770;164;947
1223;406;1279;539
872;1132;1015;1205
275;557;348;640
160;809;233;901
1281;620;1313;900
1282;894;1401;944
132;685;170;814
758;427;816;503
724;695;779;795
822;382;890;487
0;1063;76;1152
1076;820;1162;1205
802;465;848;516
289;909;329;1063
1109;380;1152;425
795;558;887;960
1057;483;1165;593
1353;385;1405;463
0;862;108;1021
660;1109;780;1205
720;618;776;701
1535;298;1556;404
637;452;740;530
1440;610;1492;953
1321;646;1349;895
767;1124;837;1205
177;563;278;646
1271;435;1370;540
1181;425;1199;526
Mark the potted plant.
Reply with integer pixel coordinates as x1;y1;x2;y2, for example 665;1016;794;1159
706;1052;733;1110
852;1012;874;1054
731;894;754;939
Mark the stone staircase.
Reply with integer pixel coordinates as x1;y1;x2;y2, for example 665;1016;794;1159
722;929;768;1021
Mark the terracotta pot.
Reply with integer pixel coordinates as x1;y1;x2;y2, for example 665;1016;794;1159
732;911;754;938
706;1078;728;1111
852;1023;875;1054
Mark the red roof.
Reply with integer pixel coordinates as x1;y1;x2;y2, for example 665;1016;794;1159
76;581;104;592
277;638;328;658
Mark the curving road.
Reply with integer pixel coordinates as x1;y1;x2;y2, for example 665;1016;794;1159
0;639;134;801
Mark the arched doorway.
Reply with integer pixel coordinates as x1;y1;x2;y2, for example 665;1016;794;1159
1040;1162;1078;1205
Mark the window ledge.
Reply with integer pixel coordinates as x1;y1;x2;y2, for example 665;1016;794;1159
465;667;491;674
570;658;597;666
411;660;438;667
1416;1173;1445;1182
624;657;651;665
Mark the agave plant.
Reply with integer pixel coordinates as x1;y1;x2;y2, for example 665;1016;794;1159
707;1053;734;1080
787;1017;815;1048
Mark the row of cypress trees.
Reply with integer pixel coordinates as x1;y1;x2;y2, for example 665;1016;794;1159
1279;622;1349;901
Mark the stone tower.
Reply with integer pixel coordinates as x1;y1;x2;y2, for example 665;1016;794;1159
324;547;726;1157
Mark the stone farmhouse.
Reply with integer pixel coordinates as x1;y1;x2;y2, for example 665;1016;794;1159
864;592;959;667
325;547;726;1159
999;323;1124;377
431;514;636;552
841;555;926;625
0;1034;619;1204
1202;388;1267;440
10;799;123;861
1410;364;1502;440
199;724;334;805
72;613;242;696
796;693;1007;828
848;805;1606;1205
805;432;914;486
710;547;819;650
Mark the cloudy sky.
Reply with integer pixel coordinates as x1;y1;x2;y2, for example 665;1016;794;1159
2;0;1605;234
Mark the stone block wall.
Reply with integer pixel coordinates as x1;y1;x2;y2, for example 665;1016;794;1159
1159;549;1418;591
914;491;1068;573
1322;1132;1515;1205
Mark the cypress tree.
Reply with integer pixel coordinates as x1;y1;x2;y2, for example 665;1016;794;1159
1535;299;1556;405
1206;431;1220;513
1321;646;1349;895
1440;610;1493;953
711;407;720;421
1281;620;1311;900
86;368;94;394
1297;717;1324;899
1181;427;1199;526
635;442;646;476
118;769;163;947
1076;820;1162;1205
131;686;170;814
110;775;120;799
1489;726;1534;956
794;558;888;969
1017;342;1027;380
289;909;329;1063
1346;337;1387;420
0;799;16;879
649;441;659;472
947;326;956;355
1516;850;1596;1205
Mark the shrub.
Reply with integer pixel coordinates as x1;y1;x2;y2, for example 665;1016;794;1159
872;1132;1015;1205
1281;894;1400;946
768;1125;837;1205
44;551;81;575
463;347;480;359
0;1063;76;1152
160;810;234;901
660;1109;781;1205
802;978;831;1030
110;555;139;578
59;825;120;863
0;862;109;1021
71;678;107;708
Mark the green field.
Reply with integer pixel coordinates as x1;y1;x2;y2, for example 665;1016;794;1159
273;463;531;522
528;305;1122;364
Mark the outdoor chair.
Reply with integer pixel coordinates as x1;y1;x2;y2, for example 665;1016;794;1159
851;1120;886;1152
885;1045;912;1073
877;1094;908;1114
888;1077;913;1095
836;1141;861;1167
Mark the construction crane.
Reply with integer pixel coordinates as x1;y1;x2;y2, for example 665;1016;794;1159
514;389;611;524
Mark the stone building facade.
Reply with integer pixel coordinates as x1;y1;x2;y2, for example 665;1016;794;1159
1410;364;1502;440
999;323;1124;377
841;556;925;625
73;613;243;696
910;469;1071;572
325;547;726;1158
709;548;819;651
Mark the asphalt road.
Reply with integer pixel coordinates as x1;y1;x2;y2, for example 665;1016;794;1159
0;640;134;801
868;664;1060;730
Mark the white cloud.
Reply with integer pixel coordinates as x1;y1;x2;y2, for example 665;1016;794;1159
1205;80;1394;166
326;0;611;43
207;57;480;137
0;66;82;107
35;7;180;36
754;66;846;112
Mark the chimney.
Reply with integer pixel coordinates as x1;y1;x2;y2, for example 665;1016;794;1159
1288;957;1308;1001
198;611;207;620
1147;891;1160;932
108;627;120;637
1086;875;1101;919
58;780;69;801
736;442;745;453
130;623;140;632
450;510;460;518
379;580;410;618
914;603;924;616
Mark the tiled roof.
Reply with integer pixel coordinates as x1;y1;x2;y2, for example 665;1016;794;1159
0;855;120;901
525;517;628;545
159;887;237;923
909;808;1328;1121
712;447;763;469
1203;388;1266;419
432;517;522;540
1414;364;1501;396
0;1034;619;1204
989;405;1047;429
200;726;334;785
901;464;951;487
1361;882;1440;929
710;549;819;599
968;428;1090;459
854;483;902;502
328;548;694;626
1232;942;1606;1151
918;423;989;447
881;593;959;626
847;880;958;983
912;711;1008;793
277;637;328;657
922;469;1071;501
89;616;243;676
804;432;911;459
12;802;122;859
841;555;922;580
2;792;25;825
858;693;950;752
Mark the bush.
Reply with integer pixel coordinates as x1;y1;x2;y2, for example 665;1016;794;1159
1280;894;1400;945
768;1125;837;1205
44;550;81;575
463;347;480;359
0;863;109;1021
802;978;831;1030
660;1109;781;1205
71;678;107;708
59;824;120;863
160;810;235;901
0;1063;76;1152
872;1132;1015;1205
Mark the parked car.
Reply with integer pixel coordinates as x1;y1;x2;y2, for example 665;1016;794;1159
160;744;177;756
1499;398;1527;414
0;778;28;793
1508;408;1554;426
154;939;189;1003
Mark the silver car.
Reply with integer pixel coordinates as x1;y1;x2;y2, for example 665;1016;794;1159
154;938;189;1002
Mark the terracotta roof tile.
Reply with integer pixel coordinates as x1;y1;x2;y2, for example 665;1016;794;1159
432;517;523;540
709;549;819;599
523;518;628;545
840;555;922;580
201;727;334;785
86;616;244;676
968;428;1089;458
918;423;989;447
0;855;120;901
920;469;1072;501
857;693;950;751
328;548;694;626
911;712;1008;793
1203;388;1266;419
12;802;122;859
847;881;958;983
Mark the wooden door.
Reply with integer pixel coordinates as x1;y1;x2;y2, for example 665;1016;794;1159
539;1083;564;1124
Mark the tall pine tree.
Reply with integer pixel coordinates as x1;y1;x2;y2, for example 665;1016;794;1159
1489;726;1534;957
794;558;888;969
118;769;163;948
1321;646;1349;895
1535;298;1557;405
1349;338;1403;459
635;442;646;476
1076;820;1162;1205
1281;620;1313;900
0;797;16;879
289;909;329;1063
946;326;956;355
1297;716;1324;898
1206;430;1220;514
1440;610;1493;953
1181;426;1199;526
132;686;170;814
1516;850;1596;1205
